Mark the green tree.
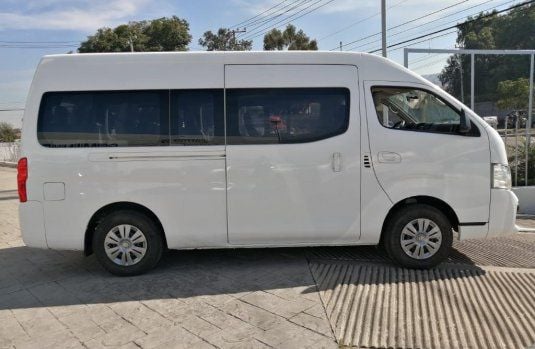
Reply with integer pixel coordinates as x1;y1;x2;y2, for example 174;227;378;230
263;24;318;50
439;4;535;102
508;139;535;185
0;122;17;142
78;16;191;53
144;17;192;51
496;78;530;110
198;28;252;51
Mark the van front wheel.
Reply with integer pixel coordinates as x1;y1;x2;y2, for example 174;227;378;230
383;204;452;269
93;210;163;276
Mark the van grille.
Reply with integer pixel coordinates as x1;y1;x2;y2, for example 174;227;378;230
363;154;371;168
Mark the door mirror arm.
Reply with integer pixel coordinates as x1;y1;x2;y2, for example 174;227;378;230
459;108;471;134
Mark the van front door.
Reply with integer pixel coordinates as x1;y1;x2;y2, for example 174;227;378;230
225;65;360;245
364;81;490;227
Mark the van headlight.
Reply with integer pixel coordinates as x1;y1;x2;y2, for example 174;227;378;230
492;164;511;189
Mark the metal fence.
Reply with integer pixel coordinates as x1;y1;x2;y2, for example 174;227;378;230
404;48;535;186
0;142;20;163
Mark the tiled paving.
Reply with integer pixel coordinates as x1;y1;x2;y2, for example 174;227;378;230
1;166;535;349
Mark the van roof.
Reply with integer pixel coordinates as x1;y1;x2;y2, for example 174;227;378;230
40;50;394;67
29;50;429;99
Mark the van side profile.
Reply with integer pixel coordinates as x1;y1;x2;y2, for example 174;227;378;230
18;52;517;275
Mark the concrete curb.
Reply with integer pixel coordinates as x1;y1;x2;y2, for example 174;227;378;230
517;226;535;233
0;161;17;168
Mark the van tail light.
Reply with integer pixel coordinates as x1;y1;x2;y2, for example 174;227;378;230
17;157;28;202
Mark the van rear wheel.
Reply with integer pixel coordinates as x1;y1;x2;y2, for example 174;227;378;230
383;204;452;269
93;210;163;276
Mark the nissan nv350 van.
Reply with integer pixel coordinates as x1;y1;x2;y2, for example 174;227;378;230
18;52;517;275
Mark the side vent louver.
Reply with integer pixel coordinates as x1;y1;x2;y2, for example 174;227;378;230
363;154;371;168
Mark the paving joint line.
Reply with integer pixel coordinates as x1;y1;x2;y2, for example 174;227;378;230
305;254;339;346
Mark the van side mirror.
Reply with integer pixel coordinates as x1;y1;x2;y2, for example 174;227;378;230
459;109;471;134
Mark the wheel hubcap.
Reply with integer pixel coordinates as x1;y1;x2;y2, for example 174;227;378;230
400;218;442;260
104;224;147;266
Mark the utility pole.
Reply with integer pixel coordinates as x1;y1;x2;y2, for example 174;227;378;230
339;41;342;51
459;58;464;103
228;28;246;50
381;0;387;57
128;34;134;52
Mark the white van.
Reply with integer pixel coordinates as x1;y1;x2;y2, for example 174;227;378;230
18;52;517;275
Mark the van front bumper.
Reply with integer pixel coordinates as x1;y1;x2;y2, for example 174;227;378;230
19;201;48;248
487;189;518;238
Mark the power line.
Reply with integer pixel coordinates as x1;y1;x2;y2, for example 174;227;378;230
235;0;314;31
242;0;336;41
367;0;535;53
237;0;313;38
319;0;409;41
409;52;442;65
0;45;78;49
411;55;451;71
0;40;79;44
332;0;470;51
344;0;506;52
229;0;291;29
389;31;459;53
0;109;24;112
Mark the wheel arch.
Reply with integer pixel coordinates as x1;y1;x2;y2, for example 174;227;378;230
84;201;167;256
379;195;459;244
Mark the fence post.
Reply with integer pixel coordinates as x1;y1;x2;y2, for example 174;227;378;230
526;54;534;186
470;53;475;111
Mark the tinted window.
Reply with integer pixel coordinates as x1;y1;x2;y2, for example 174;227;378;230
170;90;224;145
372;86;479;136
38;91;169;147
226;88;349;144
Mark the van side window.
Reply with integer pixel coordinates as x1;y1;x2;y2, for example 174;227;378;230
226;88;350;144
37;91;169;147
372;87;479;136
170;90;224;145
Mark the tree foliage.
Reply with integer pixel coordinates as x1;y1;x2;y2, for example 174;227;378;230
198;28;252;51
78;16;192;53
0;122;17;142
496;78;530;110
263;24;318;50
439;4;535;103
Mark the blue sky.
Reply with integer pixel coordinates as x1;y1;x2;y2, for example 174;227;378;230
0;0;518;127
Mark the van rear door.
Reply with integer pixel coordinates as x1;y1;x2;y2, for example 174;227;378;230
225;65;361;245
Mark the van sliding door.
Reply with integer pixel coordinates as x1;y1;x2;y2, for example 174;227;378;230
224;65;361;245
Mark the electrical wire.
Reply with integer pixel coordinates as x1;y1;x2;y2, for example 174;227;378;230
319;0;409;41
332;0;471;51
242;0;336;40
229;0;291;29
411;55;451;71
366;0;535;54
236;0;314;36
344;0;508;52
0;40;79;44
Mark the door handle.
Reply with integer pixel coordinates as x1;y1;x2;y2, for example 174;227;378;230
332;152;342;172
378;151;401;163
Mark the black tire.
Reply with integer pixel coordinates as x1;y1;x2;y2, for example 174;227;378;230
383;204;452;269
93;210;163;276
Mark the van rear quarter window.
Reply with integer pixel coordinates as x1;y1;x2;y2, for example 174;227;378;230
37;91;169;148
170;90;224;145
